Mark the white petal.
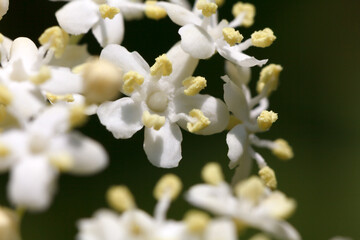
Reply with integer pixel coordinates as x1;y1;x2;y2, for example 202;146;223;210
112;0;144;20
50;132;108;175
225;60;251;86
41;67;83;94
9;37;38;67
0;0;9;18
100;44;149;76
231;153;252;185
226;124;248;167
49;44;91;68
204;219;237;240
157;2;201;26
174;94;229;135
8;157;58;211
0;130;27;172
223;77;250;122
97;97;143;139
56;0;99;35
92;12;124;47
143;120;182;168
179;24;215;59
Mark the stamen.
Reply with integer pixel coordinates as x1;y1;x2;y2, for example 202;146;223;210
257;110;278;131
99;4;120;19
226;115;242;130
272;138;293;160
182;76;207;96
201;162;224;185
30;66;51;85
262;191;296;219
106;185;135;212
0;207;21;240
259;166;277;189
150;54;172;77
184;210;210;233
122;71;144;95
0;142;10;157
49;153;74;172
154;174;182;201
69;105;87;128
222;27;243;46
196;0;218;17
145;1;167;20
232;2;255;27
187;109;210;133
256;64;282;95
0;34;3;43
142;111;165;130
234;176;265;203
0;85;12;106
251;28;276;48
0;105;6;123
215;0;225;7
39;26;69;58
46;93;74;103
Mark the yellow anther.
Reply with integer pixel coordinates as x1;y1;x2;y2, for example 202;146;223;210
234;176;265;203
232;2;255;27
82;59;122;104
215;0;225;7
251;28;276;48
0;142;10;157
0;207;21;240
69;105;88;128
222;27;243;46
257;110;278;131
150;54;172;77
187;109;210;133
39;26;69;58
256;64;283;95
248;233;271;240
72;63;88;74
201;162;224;185
46;93;74;103
99;4;120;19
49;153;74;172
106;185;135;212
184;210;210;233
0;85;12;106
154;174;182;200
226;115;242;130
262;191;296;219
142;111;165;130
122;71;144;95
196;0;218;17
145;1;167;20
182;76;207;96
0;105;6;123
30;66;51;85
272;139;293;160
259;166;277;189
0;34;3;44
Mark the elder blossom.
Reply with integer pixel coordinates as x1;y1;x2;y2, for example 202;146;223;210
97;43;229;168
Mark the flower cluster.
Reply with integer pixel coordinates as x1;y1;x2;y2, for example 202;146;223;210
0;0;349;239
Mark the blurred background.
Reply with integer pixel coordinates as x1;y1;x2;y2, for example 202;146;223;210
0;0;360;239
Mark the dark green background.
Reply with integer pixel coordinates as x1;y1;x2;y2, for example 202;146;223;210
0;0;359;239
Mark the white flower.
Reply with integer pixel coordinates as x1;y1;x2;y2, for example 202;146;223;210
0;0;8;20
55;0;145;47
97;43;229;168
0;104;108;211
156;1;267;67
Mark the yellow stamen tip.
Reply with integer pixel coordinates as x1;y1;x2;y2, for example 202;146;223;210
150;54;172;77
0;142;10;157
259;166;277;189
30;66;51;85
251;28;276;48
182;76;207;96
256;64;283;95
0;34;4;44
263;191;296;219
39;26;69;58
145;1;167;20
215;0;225;7
234;176;265;203
142;111;165;130
69;105;87;128
187;109;210;133
154;174;182;200
232;2;255;27
272;139;293;160
201;162;224;185
49;153;74;172
99;4;120;19
0;105;6;123
226;115;242;130
46;93;74;103
222;27;243;46
0;85;12;106
196;0;218;17
122;71;144;95
257;110;278;131
106;185;135;212
184;210;210;233
0;207;21;240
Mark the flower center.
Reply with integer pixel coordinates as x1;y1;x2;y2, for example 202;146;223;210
146;91;168;113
